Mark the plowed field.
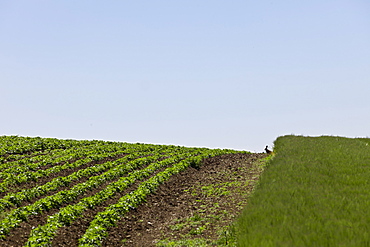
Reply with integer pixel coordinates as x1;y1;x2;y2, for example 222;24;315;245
0;136;267;246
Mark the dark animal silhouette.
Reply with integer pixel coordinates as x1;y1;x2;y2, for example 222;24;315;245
265;145;272;154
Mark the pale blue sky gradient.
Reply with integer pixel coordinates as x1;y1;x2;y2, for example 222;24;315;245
1;1;369;152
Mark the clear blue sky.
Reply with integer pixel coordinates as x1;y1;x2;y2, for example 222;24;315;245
1;1;369;152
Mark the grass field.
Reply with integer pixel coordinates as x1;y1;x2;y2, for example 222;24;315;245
235;135;370;247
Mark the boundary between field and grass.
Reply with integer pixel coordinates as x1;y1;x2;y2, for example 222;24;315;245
155;153;272;247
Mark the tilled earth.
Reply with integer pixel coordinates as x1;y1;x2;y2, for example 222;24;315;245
106;152;267;246
1;153;267;247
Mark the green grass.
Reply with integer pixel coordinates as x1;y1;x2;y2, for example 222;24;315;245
235;135;370;247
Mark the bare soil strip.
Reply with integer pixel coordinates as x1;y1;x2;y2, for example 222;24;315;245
104;153;266;247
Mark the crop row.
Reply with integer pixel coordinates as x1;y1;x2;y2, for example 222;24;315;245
25;151;198;246
0;141;186;193
0;138;153;173
0;152;164;238
0;145;120;178
0;150;126;193
0;152;141;211
0;136;95;156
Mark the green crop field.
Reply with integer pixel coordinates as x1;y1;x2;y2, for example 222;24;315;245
235;135;370;247
0;136;247;246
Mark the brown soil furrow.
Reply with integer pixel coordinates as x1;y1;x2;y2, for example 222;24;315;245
103;153;266;247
